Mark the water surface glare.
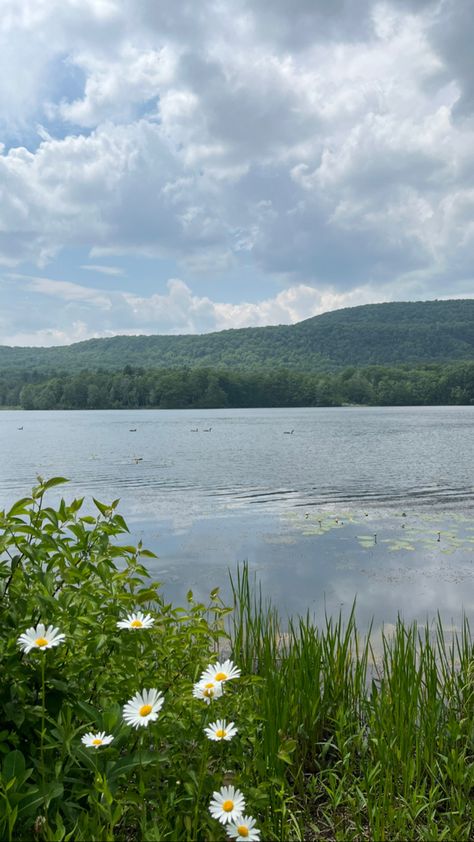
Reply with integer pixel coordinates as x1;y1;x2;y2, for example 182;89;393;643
1;407;474;628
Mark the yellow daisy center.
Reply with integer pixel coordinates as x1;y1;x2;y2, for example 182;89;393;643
215;729;226;738
35;637;49;647
204;682;214;688
92;738;103;745
204;688;214;697
215;671;227;681
139;704;153;717
237;825;249;837
131;619;143;628
222;799;234;812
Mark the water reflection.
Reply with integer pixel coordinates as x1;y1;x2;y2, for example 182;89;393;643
138;509;474;633
1;407;474;629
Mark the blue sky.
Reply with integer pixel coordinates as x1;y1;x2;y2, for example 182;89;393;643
1;0;473;346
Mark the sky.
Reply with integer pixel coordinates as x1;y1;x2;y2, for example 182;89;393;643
0;0;473;347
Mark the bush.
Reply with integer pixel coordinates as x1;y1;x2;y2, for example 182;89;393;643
0;478;270;841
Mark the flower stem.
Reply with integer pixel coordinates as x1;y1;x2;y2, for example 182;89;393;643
193;713;210;838
135;633;141;684
40;655;46;795
139;731;146;832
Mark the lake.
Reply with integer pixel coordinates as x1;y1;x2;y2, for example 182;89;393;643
1;406;474;631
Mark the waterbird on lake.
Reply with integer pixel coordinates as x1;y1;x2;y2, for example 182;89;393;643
203;427;212;432
17;426;23;430
129;428;137;432
133;457;143;463
191;428;199;432
283;429;294;434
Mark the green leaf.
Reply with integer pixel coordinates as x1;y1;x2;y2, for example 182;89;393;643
74;700;99;721
112;514;129;532
39;782;64;808
135;588;160;603
3;703;25;728
108;752;155;781
2;750;25;783
277;751;294;764
42;477;70;490
93;498;110;516
6;498;33;518
102;704;122;732
17;787;45;817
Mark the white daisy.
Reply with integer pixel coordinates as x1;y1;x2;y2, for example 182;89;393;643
116;612;154;630
17;623;65;654
81;731;114;749
192;679;223;704
123;689;164;728
209;785;246;825
200;659;241;684
204;719;238;741
226;815;261;841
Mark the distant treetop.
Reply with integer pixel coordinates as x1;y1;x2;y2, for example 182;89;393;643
2;298;474;374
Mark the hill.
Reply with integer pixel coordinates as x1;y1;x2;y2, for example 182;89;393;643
2;299;474;373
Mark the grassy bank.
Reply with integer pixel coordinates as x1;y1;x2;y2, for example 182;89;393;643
1;479;473;840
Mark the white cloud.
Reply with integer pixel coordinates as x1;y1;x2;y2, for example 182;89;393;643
1;321;93;347
58;45;177;127
8;273;112;308
2;273;396;345
1;0;474;342
80;263;124;275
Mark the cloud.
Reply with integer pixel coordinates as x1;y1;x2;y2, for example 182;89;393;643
80;263;124;275
428;0;474;118
1;0;474;344
1;273;396;345
1;321;93;348
8;273;112;308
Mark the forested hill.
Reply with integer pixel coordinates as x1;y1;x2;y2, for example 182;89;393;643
2;299;474;373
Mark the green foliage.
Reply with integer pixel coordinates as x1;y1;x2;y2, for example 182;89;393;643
0;479;272;841
3;299;474;408
230;567;474;842
3;299;474;383
3;359;474;409
1;481;474;840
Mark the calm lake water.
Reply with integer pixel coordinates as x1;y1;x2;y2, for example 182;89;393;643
1;406;474;630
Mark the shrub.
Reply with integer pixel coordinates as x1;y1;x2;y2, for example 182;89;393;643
0;478;268;841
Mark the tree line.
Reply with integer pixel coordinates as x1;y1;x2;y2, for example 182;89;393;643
2;300;474;375
2;361;474;409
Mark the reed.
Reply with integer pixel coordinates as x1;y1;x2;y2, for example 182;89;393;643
230;565;474;841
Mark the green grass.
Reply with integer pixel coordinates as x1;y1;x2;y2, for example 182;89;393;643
1;480;473;840
230;565;474;841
